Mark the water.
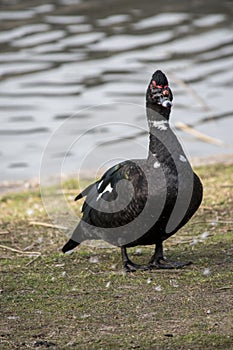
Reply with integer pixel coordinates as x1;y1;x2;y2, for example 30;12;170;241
0;0;233;182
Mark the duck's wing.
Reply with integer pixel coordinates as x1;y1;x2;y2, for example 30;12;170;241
75;160;147;228
75;161;127;208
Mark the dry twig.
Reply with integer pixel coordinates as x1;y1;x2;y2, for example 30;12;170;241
175;121;225;146
29;221;68;230
0;244;41;255
0;231;8;235
25;255;41;267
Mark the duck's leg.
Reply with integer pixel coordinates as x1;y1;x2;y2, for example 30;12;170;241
121;247;149;272
148;242;192;269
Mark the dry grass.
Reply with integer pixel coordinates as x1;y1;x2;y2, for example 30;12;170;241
1;164;233;349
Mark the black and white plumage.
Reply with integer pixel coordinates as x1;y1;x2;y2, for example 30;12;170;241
62;70;203;272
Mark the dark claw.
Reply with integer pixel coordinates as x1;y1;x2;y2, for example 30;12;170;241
124;261;149;273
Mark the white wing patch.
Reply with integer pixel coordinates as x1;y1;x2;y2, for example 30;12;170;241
97;180;103;189
179;154;187;162
96;183;113;201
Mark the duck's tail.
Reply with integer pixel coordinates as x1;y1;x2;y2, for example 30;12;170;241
62;239;80;253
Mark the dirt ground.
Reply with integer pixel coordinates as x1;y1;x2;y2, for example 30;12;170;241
1;164;233;349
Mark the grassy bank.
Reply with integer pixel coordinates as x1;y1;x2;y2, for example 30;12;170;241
1;164;233;349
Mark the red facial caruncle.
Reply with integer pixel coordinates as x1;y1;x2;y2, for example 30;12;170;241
150;80;169;100
150;80;168;90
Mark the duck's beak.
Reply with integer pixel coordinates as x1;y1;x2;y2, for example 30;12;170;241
161;98;173;108
160;88;173;108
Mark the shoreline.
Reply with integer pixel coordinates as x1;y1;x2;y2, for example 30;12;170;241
1;153;233;195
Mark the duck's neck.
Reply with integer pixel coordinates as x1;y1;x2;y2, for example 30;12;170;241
146;102;171;157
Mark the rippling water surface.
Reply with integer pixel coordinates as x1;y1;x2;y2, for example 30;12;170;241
0;0;233;181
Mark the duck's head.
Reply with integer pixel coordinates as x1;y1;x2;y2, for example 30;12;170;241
146;70;173;110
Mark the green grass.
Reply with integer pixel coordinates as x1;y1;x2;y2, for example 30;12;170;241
1;164;233;349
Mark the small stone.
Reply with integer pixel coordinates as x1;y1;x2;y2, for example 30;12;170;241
33;340;56;347
203;268;211;276
190;238;199;245
26;209;34;216
106;281;111;288
211;221;218;226
7;316;19;320
200;231;209;240
66;341;78;347
135;248;142;255
89;256;99;264
155;285;162;292
37;237;43;244
170;279;179;287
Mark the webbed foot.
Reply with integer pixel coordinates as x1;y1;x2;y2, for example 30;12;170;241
121;246;149;273
123;261;149;273
149;257;192;269
149;242;192;269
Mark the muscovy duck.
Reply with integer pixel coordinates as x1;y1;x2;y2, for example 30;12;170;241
62;70;203;272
